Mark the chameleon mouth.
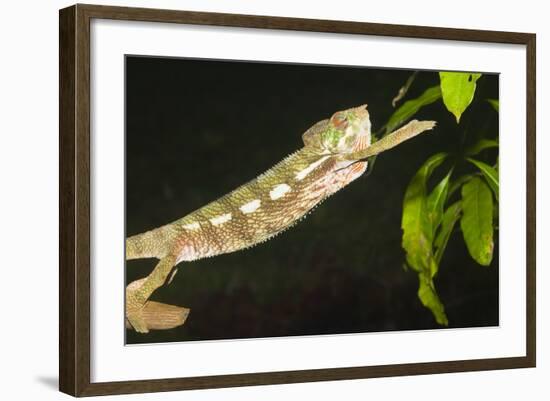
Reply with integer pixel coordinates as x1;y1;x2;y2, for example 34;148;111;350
350;104;371;153
354;133;370;152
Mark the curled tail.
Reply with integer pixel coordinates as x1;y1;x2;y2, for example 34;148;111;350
126;225;175;260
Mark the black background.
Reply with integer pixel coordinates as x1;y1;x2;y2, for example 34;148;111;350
125;56;499;345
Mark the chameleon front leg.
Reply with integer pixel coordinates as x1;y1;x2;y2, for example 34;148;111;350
345;120;436;161
126;254;187;333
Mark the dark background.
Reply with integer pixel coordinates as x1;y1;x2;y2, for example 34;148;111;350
125;56;499;345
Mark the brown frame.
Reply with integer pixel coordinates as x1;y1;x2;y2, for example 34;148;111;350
59;3;536;397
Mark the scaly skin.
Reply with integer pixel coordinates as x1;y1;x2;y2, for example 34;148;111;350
126;104;436;332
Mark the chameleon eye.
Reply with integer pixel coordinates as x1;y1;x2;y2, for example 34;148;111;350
332;113;348;129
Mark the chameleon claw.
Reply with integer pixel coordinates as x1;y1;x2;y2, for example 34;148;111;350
126;277;190;332
126;307;150;333
126;284;150;333
125;301;190;332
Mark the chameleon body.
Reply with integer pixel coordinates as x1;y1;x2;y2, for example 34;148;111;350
126;104;436;333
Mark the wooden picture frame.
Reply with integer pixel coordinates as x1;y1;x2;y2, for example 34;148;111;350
59;3;536;396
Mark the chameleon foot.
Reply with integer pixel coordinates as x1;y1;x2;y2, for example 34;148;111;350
126;300;191;332
126;301;190;331
126;306;149;333
126;278;150;333
126;278;190;333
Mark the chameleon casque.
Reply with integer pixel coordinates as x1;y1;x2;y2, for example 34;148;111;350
126;104;436;333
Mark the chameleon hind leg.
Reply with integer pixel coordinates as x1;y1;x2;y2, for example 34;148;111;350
126;255;190;333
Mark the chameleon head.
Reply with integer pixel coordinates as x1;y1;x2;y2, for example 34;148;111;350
325;104;371;154
306;104;371;154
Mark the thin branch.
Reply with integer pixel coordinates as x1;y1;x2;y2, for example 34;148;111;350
392;71;418;107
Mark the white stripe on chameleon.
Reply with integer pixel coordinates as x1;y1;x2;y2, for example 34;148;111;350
183;222;200;230
269;183;291;200
239;199;261;214
210;213;232;226
295;156;330;181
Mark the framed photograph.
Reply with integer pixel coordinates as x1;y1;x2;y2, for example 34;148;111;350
59;4;536;397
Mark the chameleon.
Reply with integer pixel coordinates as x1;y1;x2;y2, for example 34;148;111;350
126;104;436;333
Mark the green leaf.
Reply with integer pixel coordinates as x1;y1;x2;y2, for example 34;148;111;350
385;86;441;134
460;177;494;266
418;274;448;326
434;201;462;265
487;99;499;112
465;138;499;157
402;152;447;277
467;158;499;201
439;72;482;123
402;153;450;326
427;171;452;234
448;174;474;198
